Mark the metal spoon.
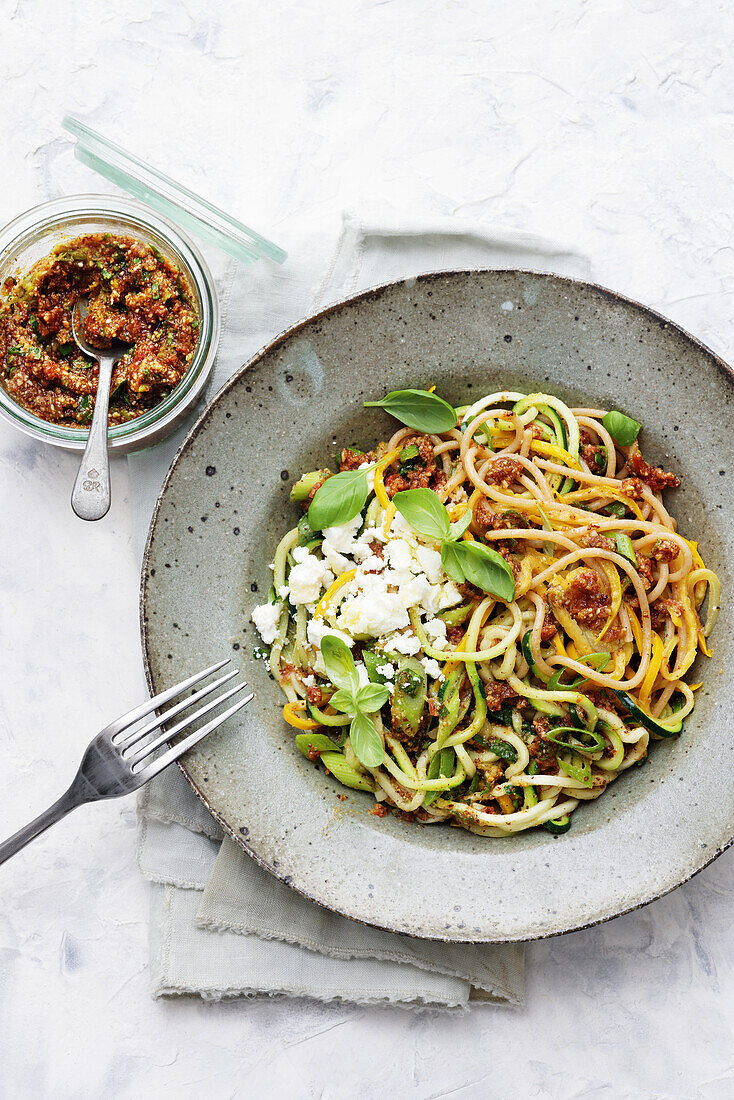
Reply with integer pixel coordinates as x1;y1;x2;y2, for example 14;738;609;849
70;298;128;521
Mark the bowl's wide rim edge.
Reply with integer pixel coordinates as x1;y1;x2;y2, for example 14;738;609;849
139;266;734;943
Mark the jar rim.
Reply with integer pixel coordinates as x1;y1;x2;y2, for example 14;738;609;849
0;194;220;450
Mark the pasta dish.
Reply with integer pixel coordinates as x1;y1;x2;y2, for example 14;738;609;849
251;387;719;837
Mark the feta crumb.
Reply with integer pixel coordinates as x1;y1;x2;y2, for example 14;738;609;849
421;656;442;679
337;571;410;637
252;602;282;644
288;547;334;604
414;544;443;583
385;538;414;578
376;662;395;678
307;618;355;650
357;553;385;574
321;539;352;575
277;584;290;599
437;581;462;609
302;674;316;687
382;630;421;656
424;617;448;649
322;513;363;552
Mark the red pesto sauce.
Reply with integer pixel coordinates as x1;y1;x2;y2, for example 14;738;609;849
0;233;200;428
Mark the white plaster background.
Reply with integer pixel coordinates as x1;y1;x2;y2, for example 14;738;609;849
2;1;734;1097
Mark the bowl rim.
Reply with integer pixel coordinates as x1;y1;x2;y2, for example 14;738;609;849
140;266;734;942
0;193;220;451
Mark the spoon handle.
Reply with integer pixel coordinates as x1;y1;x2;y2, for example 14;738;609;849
71;355;115;521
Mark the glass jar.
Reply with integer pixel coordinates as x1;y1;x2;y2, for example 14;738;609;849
0;194;220;452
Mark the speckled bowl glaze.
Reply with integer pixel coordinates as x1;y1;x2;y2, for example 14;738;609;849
141;270;733;942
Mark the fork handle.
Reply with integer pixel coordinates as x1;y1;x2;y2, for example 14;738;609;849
0;787;85;867
71;353;115;521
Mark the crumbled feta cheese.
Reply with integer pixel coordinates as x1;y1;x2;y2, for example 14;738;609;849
338;576;410;637
424;617;448;649
277;584;290;599
252;602;282;644
399;573;435;609
288;546;334;604
357;553;385;574
376;662;395;678
421;656;442;679
307;619;354;649
302;674;316;687
322;513;363;552
414;544;443;583
389;511;418;542
437;581;462;609
357;461;376;492
321;539;352;575
385;538;414;578
382;630;421;656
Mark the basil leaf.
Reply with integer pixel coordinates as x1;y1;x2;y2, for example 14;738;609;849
363;389;457;433
487;738;518;763
320;634;360;693
452;542;516;601
393;488;449;541
440;540;467;584
602;410;641;446
446;510;473;541
355;682;390;713
349;711;385;768
329;687;357;714
308;466;372;531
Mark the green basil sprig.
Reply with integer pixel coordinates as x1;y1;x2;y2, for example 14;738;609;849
308;464;374;531
441;540;515;602
393;487;450;540
602;410;641;446
393;487;516;602
364;388;457;433
320;635;389;768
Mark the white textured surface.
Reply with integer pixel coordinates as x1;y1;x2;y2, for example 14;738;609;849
2;2;734;1096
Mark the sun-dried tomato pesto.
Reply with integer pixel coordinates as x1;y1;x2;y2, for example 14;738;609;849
0;233;200;427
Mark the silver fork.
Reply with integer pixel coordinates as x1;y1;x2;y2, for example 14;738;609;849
0;659;252;867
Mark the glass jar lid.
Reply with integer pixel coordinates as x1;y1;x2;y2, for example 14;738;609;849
62;116;287;268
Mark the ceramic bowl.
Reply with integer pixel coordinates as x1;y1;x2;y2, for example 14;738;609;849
141;270;733;942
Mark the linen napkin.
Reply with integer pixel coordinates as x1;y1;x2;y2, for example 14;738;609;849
132;212;591;1009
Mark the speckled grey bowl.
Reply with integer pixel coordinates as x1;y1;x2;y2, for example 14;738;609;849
141;270;733;942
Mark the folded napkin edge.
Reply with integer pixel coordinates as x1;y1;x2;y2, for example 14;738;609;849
195;914;523;1007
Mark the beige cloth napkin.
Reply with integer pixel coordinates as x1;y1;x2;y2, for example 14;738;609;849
133;212;591;1008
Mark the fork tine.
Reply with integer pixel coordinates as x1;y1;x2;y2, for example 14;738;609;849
134;691;254;780
115;668;240;750
104;658;231;740
126;681;248;766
